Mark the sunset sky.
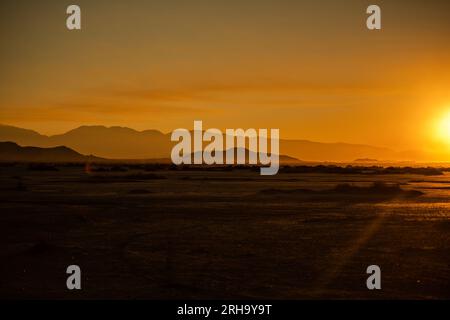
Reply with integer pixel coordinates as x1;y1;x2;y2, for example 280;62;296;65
0;0;449;155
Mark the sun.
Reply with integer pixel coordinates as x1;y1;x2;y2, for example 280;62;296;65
436;111;450;144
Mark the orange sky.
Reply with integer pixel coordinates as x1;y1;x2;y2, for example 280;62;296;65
0;0;449;155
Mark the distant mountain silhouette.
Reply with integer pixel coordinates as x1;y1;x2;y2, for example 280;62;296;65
0;124;171;159
0;141;101;162
189;147;300;163
0;125;47;146
354;158;378;163
0;124;442;162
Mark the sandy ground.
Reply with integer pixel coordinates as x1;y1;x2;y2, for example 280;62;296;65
0;164;449;299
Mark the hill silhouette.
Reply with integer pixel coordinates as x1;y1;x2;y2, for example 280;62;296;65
189;147;300;163
0;141;101;162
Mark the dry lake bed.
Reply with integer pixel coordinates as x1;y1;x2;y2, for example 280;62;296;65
0;164;449;299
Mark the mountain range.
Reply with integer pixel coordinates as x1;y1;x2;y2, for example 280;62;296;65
0;124;441;162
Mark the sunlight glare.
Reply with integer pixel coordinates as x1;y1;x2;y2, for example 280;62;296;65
437;110;450;145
